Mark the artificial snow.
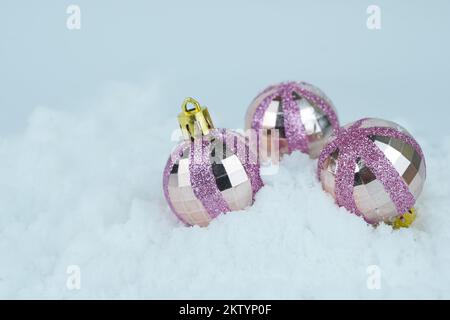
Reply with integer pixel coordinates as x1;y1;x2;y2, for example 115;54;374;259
0;83;449;299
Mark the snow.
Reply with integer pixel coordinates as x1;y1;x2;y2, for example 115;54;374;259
1;82;449;299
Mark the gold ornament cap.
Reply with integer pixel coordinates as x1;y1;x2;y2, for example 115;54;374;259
178;97;214;140
392;207;417;229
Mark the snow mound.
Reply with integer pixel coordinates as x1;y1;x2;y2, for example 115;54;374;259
0;83;449;299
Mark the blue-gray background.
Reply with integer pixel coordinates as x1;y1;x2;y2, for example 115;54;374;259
1;0;449;139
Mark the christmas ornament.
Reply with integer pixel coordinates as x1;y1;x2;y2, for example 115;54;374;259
245;81;340;160
163;97;263;227
318;118;426;227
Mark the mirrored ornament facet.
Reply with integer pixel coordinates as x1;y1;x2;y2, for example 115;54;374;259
163;129;263;227
245;81;339;161
318;118;426;225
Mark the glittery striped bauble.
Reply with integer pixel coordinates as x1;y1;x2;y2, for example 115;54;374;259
318;118;426;224
163;129;263;227
245;81;339;160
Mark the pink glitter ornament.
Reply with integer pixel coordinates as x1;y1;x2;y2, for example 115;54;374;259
318;118;426;226
163;98;263;227
245;81;340;160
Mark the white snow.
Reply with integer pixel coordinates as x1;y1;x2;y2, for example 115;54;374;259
1;83;449;299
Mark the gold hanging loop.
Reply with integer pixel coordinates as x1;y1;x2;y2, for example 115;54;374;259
392;207;417;229
181;97;202;113
178;97;214;140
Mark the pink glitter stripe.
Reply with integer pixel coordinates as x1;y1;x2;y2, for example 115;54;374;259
317;138;338;179
334;144;360;215
358;135;415;214
189;135;231;218
281;84;309;153
216;129;264;199
251;91;279;131
318;123;424;217
162;142;191;226
359;127;425;162
251;82;339;154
